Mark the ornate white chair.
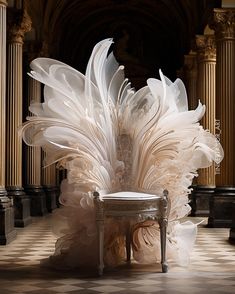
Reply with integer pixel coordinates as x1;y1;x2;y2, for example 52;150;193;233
93;190;169;275
21;38;223;274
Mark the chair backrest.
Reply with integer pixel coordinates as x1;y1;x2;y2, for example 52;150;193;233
116;133;133;191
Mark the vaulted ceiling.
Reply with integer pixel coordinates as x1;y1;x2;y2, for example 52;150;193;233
26;0;221;88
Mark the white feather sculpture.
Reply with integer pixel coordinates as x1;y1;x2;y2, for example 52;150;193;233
20;39;223;268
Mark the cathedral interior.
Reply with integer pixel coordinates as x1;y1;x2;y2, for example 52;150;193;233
0;0;235;293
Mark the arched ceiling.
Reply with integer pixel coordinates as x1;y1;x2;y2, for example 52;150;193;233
26;0;221;88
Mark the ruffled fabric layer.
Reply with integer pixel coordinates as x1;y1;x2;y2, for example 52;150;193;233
20;39;223;269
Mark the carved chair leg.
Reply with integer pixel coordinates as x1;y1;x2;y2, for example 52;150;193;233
159;218;168;273
93;192;104;276
97;219;104;276
159;190;169;273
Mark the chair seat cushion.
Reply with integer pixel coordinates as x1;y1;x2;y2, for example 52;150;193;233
102;191;161;201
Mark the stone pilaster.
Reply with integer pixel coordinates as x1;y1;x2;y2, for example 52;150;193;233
0;0;17;244
42;152;57;212
208;8;235;227
24;73;47;216
183;51;198;110
6;8;32;227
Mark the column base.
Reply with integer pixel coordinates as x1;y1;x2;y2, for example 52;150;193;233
43;185;58;213
208;186;235;228
189;185;215;216
229;202;235;243
7;187;32;227
24;185;48;216
0;188;17;245
229;229;235;242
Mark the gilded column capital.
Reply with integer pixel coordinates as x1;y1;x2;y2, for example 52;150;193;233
196;35;216;62
210;8;235;40
7;8;32;44
0;0;7;6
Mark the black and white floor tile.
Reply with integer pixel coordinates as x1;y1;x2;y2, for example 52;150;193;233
0;214;235;293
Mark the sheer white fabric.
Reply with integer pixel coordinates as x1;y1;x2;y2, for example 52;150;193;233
20;39;223;269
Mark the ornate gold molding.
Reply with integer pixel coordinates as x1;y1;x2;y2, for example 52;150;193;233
196;35;216;62
211;8;235;40
7;8;32;44
0;0;7;6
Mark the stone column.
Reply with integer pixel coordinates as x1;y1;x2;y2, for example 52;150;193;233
229;202;235;242
24;70;47;216
208;8;235;227
6;7;32;226
191;35;217;216
0;0;16;244
183;51;198;111
42;152;57;213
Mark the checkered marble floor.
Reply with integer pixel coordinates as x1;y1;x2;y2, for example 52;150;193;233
0;214;235;294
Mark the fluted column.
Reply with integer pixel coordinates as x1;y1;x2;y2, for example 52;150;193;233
183;51;198;110
190;35;217;217
42;152;57;212
26;78;42;186
6;7;32;226
0;0;16;244
24;72;47;216
0;0;7;193
212;8;235;186
196;34;216;186
208;8;235;227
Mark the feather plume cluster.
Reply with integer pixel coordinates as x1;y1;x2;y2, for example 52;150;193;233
20;39;223;268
